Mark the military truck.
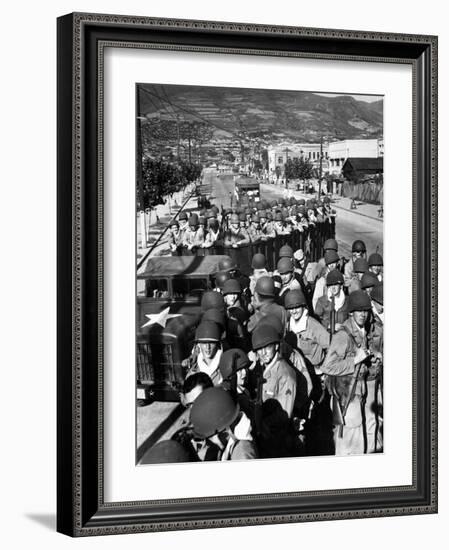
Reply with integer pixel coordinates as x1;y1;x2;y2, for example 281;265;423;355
235;176;260;205
136;255;230;403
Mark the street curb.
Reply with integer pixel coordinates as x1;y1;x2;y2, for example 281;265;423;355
331;203;383;222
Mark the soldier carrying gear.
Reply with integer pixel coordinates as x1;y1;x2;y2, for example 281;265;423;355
321;290;382;456
190;387;258;460
315;269;349;333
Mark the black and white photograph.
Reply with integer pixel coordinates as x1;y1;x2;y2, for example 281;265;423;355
135;83;384;464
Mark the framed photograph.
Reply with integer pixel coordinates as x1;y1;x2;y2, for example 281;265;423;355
57;12;438;536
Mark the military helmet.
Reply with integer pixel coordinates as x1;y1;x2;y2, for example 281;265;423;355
361;272;379;290
202;308;226;330
222;278;242;296
251;253;266;270
251;214;260;223
326;269;344;286
258;209;267;219
368;252;383;266
270;200;277;208
323;196;331;204
195;321;221;342
217;257;237;272
252;324;281;350
348;290;372;312
371;282;383;305
238;212;246;222
169;219;179;228
254;276;275;297
218;348;250;380
198;216;206;226
324;249;340;265
274;212;283;222
352;239;367;253
277;257;294;274
205;209;215;219
257;314;284;338
284;289;307;309
190;387;240;438
230;213;240;224
323;238;338;251
298;198;306;206
266;211;273;220
211;205;219;216
201;290;225;312
279;244;294;258
139;440;191;464
214;271;230;289
189;214;199;227
353;257;369;273
297;205;306;215
178;211;188;221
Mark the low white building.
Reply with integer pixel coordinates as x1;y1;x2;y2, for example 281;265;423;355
328;139;383;175
268;142;329;175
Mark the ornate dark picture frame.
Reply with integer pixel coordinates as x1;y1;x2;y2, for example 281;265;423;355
57;12;438;537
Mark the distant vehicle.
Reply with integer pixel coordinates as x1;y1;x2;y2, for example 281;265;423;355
136;255;230;403
235;176;260;204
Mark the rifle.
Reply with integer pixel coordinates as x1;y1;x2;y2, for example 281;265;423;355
338;360;364;438
329;294;336;341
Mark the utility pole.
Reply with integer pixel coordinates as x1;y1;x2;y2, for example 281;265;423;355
284;146;289;188
318;136;323;199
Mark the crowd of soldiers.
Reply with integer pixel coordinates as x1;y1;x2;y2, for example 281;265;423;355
140;218;385;464
166;196;336;254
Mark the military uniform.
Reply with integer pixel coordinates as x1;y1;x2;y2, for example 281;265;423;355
182;226;204;250
223;228;250;247
247;300;288;333
287;313;330;368
321;315;382;455
315;293;349;330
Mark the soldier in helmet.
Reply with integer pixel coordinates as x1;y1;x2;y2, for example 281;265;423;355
213;270;231;294
312;249;340;310
284;289;330;372
182;213;204;253
259;210;276;239
361;271;379;296
314;238;339;280
190;387;258;460
249;253;270;295
167;219;183;255
321;290;383;455
250;324;301;457
247;213;263;243
178;210;188;234
347;257;369;294
315;269;349;333
276;257;301;302
223;213;250;248
222;278;250;351
368;252;384;282
247;276;288;333
344;239;367;287
273;211;291;235
203;218;222;248
185;321;224;385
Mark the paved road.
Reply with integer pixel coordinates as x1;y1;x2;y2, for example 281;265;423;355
204;168;236;209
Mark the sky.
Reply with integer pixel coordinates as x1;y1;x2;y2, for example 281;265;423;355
313;92;382;103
